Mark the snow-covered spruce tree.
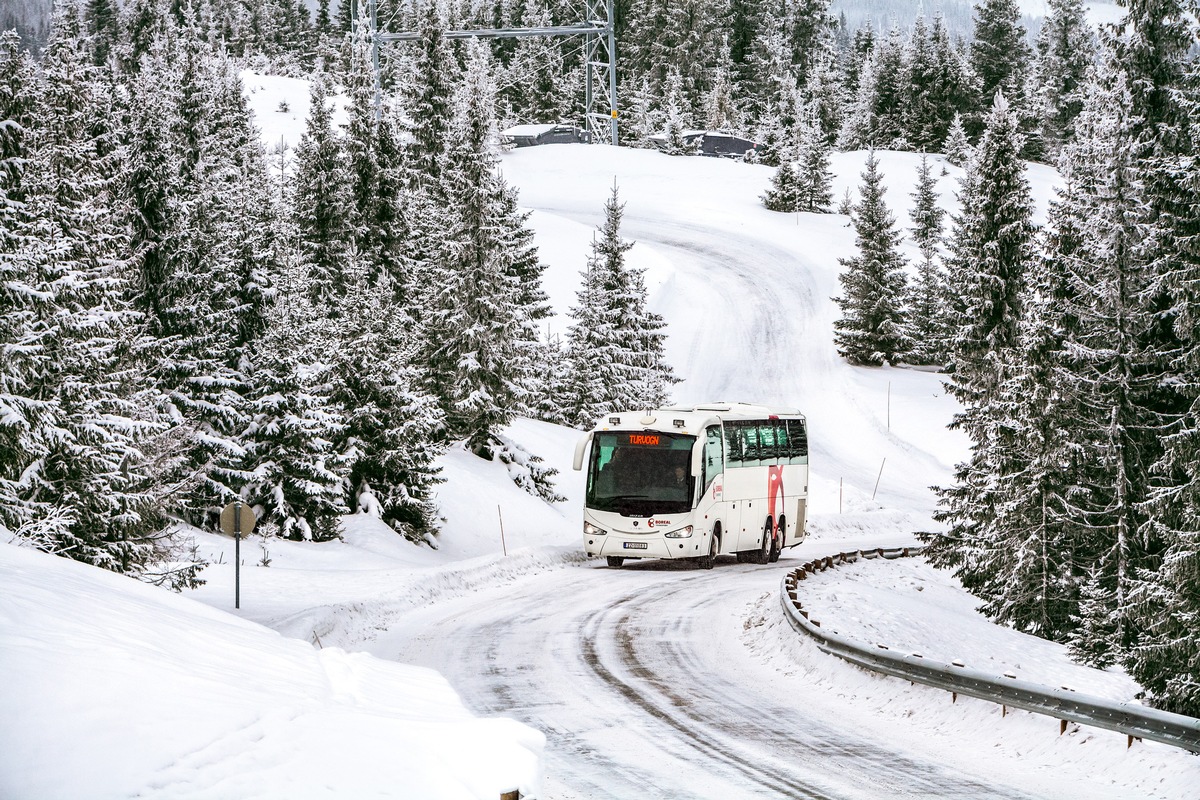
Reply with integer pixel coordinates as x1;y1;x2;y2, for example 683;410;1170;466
928;13;974;151
796;104;834;213
943;112;972;166
762;157;802;212
342;11;379;266
836;51;875;151
600;182;675;413
328;255;447;543
425;42;553;476
964;163;1095;639
562;245;616;429
969;0;1031;117
530;329;572;427
904;152;948;365
404;0;459;184
1032;0;1094;160
1030;58;1157;668
1116;3;1200;711
660;66;695;156
144;43;279;527
925;91;1035;575
804;44;845;146
903;15;941;153
703;38;742;134
507;0;568;123
10;13;196;585
832;151;909;366
241;293;345;543
871;21;908;149
292;70;353;308
743;2;793;122
0;31;46;538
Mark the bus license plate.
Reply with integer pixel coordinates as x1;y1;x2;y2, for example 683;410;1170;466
623;542;648;550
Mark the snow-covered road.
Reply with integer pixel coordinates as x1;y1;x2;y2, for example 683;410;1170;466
369;555;1145;799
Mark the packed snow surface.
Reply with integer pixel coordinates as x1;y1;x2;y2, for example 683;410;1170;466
3;71;1198;798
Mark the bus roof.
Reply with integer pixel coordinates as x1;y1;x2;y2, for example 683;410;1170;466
588;403;805;436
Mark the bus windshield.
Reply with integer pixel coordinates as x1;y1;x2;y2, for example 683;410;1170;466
586;431;696;516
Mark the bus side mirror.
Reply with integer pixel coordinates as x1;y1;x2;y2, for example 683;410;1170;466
691;445;703;477
573;433;592;471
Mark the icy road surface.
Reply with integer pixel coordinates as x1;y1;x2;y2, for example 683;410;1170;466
371;556;1149;799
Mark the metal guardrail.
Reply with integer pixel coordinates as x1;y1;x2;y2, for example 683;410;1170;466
779;547;1200;754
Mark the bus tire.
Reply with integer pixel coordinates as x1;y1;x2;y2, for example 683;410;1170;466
769;518;784;563
698;527;718;570
753;519;772;565
606;556;625;568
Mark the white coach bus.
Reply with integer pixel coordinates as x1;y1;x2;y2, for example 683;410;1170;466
572;403;809;569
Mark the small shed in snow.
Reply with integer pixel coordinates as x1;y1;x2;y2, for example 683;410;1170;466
648;130;762;159
501;123;591;147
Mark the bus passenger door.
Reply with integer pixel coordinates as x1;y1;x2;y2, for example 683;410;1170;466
697;426;724;542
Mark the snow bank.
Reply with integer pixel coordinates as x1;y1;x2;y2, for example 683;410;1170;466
0;540;543;800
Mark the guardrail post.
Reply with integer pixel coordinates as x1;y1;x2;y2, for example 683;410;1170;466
1059;720;1068;736
501;790;521;800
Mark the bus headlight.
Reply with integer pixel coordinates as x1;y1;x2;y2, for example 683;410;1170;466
664;525;694;538
584;521;607;537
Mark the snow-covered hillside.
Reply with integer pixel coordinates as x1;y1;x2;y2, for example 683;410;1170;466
4;71;1199;799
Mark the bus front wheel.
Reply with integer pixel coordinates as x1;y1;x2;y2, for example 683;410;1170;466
606;556;625;568
698;528;718;570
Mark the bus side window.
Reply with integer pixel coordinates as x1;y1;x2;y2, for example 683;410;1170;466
787;419;809;464
724;422;744;468
703;426;723;489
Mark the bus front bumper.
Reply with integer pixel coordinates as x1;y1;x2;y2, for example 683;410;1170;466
584;533;708;560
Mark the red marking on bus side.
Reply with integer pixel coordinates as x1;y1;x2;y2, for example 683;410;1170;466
767;465;785;525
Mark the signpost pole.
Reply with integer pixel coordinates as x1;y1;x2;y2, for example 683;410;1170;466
234;500;241;610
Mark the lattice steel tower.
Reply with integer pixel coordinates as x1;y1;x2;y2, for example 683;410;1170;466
356;0;618;145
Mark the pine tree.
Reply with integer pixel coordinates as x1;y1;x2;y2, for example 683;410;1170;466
343;13;380;264
328;258;445;542
565;182;675;424
1114;2;1200;710
833;151;908;366
871;20;908;149
508;0;567;122
426;40;545;458
292;71;353;307
405;1;458;183
836;51;875;151
904;153;948;364
943;112;972;166
9;12;192;584
660;66;696;155
762;158;803;212
606;186;675;412
0;31;44;538
926;91;1035;573
970;0;1031;112
795;104;834;212
563;247;615;428
1032;0;1094;159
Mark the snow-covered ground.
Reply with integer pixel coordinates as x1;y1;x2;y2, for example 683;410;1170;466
3;72;1198;798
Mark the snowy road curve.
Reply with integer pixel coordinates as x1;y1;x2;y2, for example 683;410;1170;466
373;558;1047;799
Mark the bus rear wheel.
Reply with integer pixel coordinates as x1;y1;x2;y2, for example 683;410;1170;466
769;519;784;563
606;556;625;568
752;519;772;564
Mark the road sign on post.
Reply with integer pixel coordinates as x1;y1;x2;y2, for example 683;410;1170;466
219;501;257;609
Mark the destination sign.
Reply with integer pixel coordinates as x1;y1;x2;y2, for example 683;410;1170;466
629;434;661;446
